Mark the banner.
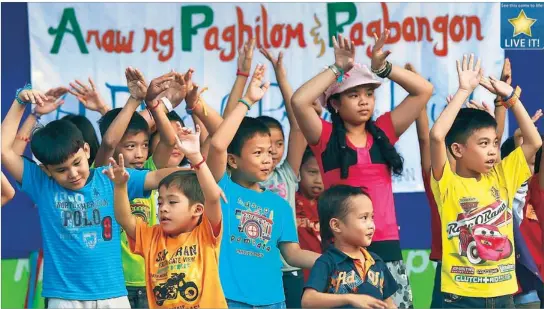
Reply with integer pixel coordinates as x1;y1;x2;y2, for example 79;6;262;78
28;2;504;193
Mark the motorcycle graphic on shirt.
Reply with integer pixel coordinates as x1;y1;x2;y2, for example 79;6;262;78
153;273;199;306
447;196;513;265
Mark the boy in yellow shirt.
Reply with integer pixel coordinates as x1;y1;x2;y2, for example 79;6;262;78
429;54;542;308
105;122;226;309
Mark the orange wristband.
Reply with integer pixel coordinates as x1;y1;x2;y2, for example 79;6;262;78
502;86;521;109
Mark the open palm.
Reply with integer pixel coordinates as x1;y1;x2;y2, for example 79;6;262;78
175;123;201;157
126;67;147;101
332;34;355;72
244;64;270;103
102;154;129;185
371;29;392;71
457;54;482;92
68;78;107;112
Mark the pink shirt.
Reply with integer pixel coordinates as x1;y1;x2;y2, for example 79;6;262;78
309;113;400;242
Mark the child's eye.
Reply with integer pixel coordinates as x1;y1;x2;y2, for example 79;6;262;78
349;94;358;98
126;144;135;149
143;143;149;148
169;200;177;204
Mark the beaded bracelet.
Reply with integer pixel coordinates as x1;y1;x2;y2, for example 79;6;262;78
15;83;32;105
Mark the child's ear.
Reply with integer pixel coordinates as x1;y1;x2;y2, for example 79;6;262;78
330;98;340;113
39;164;52;177
83;143;91;160
330;218;341;233
227;154;238;169
451;143;464;159
192;203;204;216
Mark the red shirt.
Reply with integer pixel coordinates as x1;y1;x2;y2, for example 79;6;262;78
422;170;442;261
295;192;321;281
522;176;544;278
309;113;400;243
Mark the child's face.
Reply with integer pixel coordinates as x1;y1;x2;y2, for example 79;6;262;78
269;127;285;168
229;134;273;183
150;121;186;167
299;156;324;199
454;127;499;174
336;195;375;247
44;145;91;190
158;186;202;236
115;131;149;169
334;86;376;125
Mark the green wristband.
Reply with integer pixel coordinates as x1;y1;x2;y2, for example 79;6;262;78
238;98;251;110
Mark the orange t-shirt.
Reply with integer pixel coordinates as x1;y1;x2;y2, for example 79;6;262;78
129;217;226;309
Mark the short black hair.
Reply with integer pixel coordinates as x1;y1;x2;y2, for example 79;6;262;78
31;120;86;165
301;146;315;166
446;108;497;156
97;108;149;138
318;185;371;250
166;111;185;125
158;170;204;204
257;115;284;139
501;135;543;173
62;114;99;165
227;117;270;156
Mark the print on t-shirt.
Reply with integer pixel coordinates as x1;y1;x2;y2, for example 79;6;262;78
447;187;514;272
234;197;274;254
56;190;111;245
329;268;385;295
152;245;200;307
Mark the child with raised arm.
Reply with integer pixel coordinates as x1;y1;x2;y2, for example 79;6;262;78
302;185;397;309
0;85;183;308
291;31;433;308
429;54;542;307
105;124;226;309
207;64;319;308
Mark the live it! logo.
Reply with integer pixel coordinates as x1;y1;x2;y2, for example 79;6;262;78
501;2;543;49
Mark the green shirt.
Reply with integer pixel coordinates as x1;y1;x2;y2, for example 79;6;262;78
121;156;158;287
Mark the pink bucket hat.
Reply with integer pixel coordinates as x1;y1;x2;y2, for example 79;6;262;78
317;63;382;107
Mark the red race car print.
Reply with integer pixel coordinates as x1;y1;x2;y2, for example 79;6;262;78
458;224;513;265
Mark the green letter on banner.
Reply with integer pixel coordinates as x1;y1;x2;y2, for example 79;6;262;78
327;3;357;47
181;5;214;51
48;8;88;54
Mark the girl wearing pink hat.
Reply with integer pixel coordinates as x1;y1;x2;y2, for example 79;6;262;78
291;30;433;308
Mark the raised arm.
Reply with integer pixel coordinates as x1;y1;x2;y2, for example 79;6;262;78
481;77;542;161
13;88;67;155
176;124;222;235
94;67;160;167
103;154;136;239
494;59;512;142
207;64;270;181
291;34;355;145
260;48;307;176
406;64;431;173
185;84;223;136
1;88;47;182
430;54;482;180
1;172;16;206
371;30;433;137
223;39;255;118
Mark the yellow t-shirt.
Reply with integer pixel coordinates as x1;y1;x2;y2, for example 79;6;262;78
121;156;158;286
129;217;226;309
430;146;531;297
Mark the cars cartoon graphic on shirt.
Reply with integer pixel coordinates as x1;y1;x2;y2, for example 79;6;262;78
458;224;513;264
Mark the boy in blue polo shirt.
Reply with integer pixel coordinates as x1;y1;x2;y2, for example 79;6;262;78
302;185;397;309
1;87;180;308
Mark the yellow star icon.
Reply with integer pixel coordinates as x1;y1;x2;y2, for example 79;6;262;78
508;9;537;37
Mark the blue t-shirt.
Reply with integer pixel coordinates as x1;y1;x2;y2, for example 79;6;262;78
20;158;149;300
218;173;298;305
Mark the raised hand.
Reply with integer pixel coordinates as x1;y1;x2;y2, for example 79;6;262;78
145;72;175;103
125;67;147;101
243;64;270;103
371;29;392;71
332;34;355;72
155;68;194;107
457;54;482;92
175;123;201;158
238;39;256;73
501;58;512;85
18;88;48;106
467;99;493;117
259;48;286;77
68;78;109;113
102;154;130;185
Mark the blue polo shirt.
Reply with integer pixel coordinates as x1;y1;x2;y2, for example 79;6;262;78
305;246;397;307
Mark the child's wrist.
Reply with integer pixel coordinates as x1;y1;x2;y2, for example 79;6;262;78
187;153;203;163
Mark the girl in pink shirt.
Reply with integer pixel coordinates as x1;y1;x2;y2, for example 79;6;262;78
291;30;433;308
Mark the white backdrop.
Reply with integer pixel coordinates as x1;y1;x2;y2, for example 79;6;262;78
28;2;504;193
